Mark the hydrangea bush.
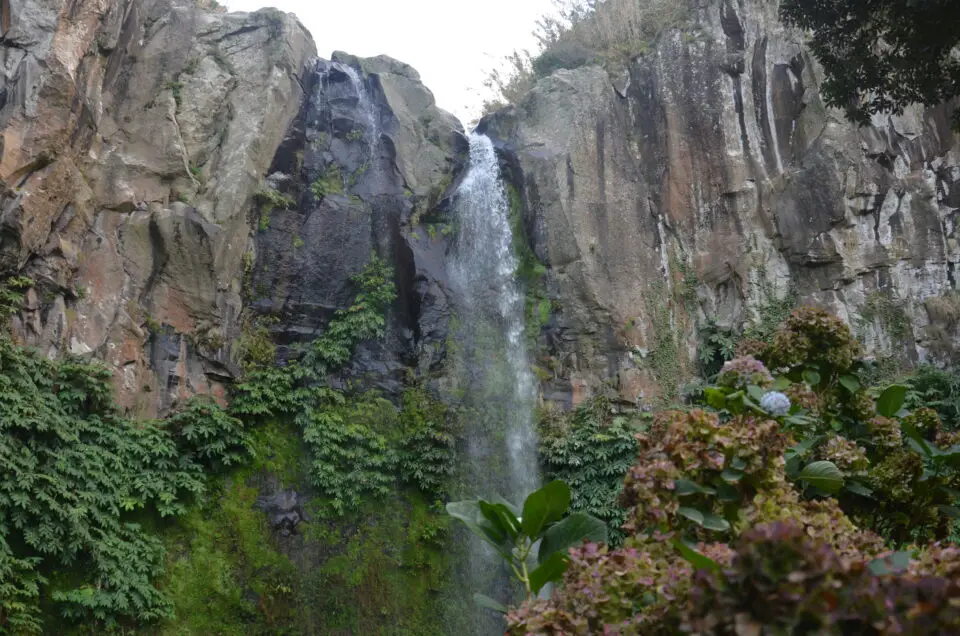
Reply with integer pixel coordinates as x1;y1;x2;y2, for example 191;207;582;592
503;307;960;634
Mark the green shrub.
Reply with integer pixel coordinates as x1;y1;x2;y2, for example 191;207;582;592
537;398;639;545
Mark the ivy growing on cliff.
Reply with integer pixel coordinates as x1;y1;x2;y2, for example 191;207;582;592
0;325;250;630
537;397;641;546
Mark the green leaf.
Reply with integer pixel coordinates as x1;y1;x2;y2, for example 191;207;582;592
785;436;821;459
673;539;721;572
731;457;747;470
721;468;743;483
538;512;608;561
521;480;571;538
802;369;821;387
675;479;716;496
838;375;861;394
937;504;960;519
472;592;507;614
845;480;874;498
479;501;520;540
701;513;731;532
529;552;570;595
876;384;908;418
798;461;844;493
772;376;792;391
677;507;704;525
715;483;740;502
447;500;511;559
747;385;766;402
902;421;934;458
867;551;912;575
704;388;726;411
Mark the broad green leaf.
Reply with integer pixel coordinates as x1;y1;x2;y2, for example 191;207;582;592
867;551;912;575
479;501;520;540
701;513;731;532
876;384;908;418
838;375;861;394
747;385;766;402
901;421;934;458
529;552;570;595
798;461;844;493
473;592;507;614
675;479;716;496
721;468;743;483
715;483;740;502
447;500;512;559
845;481;874;498
704;388;727;411
492;495;522;519
538;512;608;561
673;539;721;572
785;436;821;459
677;507;705;525
731;457;747;470
802;369;821;387
521;480;571;538
772;376;792;391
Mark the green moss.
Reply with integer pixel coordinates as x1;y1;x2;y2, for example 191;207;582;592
299;493;454;636
159;477;297;635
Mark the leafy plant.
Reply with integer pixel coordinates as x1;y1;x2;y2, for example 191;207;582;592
447;480;607;609
537;398;639;545
311;165;344;200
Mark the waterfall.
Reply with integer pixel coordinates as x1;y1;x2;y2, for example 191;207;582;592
447;133;540;632
339;64;381;171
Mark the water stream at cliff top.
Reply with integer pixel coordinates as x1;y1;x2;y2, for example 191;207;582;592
447;133;540;633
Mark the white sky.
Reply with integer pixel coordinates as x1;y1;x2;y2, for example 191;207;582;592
223;0;557;125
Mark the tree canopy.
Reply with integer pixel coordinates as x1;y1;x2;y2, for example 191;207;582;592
780;0;960;125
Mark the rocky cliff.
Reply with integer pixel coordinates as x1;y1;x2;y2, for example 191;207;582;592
0;0;315;416
0;0;466;418
483;0;960;407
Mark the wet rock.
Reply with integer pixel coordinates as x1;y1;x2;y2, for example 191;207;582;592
482;0;960;404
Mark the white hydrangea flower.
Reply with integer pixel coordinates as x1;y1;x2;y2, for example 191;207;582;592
760;391;791;416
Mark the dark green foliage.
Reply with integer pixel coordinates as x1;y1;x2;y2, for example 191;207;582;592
780;0;960;125
697;319;737;376
166;396;254;470
303;255;397;376
0;276;31;320
310;165;344;200
300;391;396;516
906;365;960;431
397;387;457;500
0;335;210;629
537;398;640;545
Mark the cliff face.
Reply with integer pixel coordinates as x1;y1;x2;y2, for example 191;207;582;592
482;0;960;407
250;52;466;396
0;0;315;415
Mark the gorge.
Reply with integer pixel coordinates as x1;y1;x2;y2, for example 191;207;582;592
1;0;960;634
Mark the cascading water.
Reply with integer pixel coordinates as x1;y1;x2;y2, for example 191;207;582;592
339;64;382;173
447;133;540;633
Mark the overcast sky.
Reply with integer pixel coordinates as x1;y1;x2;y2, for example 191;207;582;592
222;0;556;125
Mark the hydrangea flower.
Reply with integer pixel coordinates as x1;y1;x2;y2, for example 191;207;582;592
717;356;774;390
760;391;791;416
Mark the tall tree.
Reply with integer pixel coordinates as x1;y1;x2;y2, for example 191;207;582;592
780;0;960;125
